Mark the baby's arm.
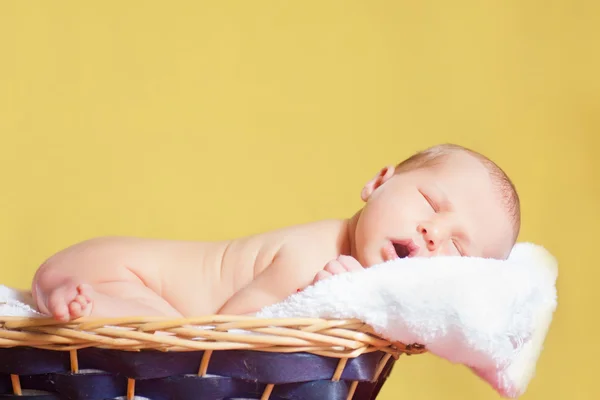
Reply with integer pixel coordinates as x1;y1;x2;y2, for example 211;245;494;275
217;250;303;315
218;253;363;315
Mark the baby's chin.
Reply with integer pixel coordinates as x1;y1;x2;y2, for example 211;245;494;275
350;252;376;268
357;249;393;267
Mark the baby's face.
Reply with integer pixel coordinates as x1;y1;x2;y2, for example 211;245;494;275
353;152;515;267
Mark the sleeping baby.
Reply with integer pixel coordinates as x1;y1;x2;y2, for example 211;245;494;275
31;143;520;321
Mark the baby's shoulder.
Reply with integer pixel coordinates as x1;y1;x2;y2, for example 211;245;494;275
225;219;346;276
261;219;347;266
263;219;345;246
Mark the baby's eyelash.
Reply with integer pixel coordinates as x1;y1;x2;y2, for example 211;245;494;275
422;193;439;212
452;239;464;256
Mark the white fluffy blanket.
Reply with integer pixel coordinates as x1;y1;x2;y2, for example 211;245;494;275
0;285;40;317
257;242;558;398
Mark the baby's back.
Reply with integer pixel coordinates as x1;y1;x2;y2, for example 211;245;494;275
158;220;347;314
33;220;346;318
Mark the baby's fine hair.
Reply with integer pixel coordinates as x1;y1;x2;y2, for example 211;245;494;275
396;143;521;242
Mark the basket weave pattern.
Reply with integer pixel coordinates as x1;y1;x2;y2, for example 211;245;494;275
0;316;426;400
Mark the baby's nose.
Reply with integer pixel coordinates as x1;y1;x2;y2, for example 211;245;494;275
417;223;442;251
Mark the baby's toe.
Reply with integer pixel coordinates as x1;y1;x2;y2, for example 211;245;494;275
48;289;73;321
69;301;83;317
48;298;68;319
77;284;94;300
74;294;89;308
52;307;69;322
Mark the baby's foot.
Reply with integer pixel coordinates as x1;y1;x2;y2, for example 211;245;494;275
47;282;94;322
312;255;364;285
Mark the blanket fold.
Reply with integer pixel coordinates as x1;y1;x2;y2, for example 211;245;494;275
257;242;558;398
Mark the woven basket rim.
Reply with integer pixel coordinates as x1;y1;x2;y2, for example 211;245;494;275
0;315;426;358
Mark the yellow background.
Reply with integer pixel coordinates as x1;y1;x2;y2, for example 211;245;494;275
1;1;598;399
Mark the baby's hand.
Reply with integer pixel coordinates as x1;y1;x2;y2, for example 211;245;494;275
312;255;364;285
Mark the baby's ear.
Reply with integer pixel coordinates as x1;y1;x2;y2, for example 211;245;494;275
361;165;396;201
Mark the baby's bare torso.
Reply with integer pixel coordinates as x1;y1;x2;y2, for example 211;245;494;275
36;220;348;317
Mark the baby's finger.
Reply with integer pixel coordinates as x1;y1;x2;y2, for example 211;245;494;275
337;255;363;272
312;270;332;284
323;260;346;275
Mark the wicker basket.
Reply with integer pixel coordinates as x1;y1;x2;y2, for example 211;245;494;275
0;316;426;400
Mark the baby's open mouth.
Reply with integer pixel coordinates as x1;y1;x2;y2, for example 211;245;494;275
393;242;412;258
383;239;419;261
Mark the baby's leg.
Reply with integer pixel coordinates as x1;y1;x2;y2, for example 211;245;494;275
33;266;182;322
90;282;183;319
39;280;182;322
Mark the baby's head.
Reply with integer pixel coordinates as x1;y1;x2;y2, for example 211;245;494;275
351;143;520;266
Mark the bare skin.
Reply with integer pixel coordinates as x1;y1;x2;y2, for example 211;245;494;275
32;151;516;321
32;221;351;320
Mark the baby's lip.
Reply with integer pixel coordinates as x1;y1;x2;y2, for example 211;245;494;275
382;239;420;261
